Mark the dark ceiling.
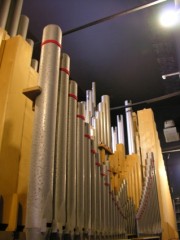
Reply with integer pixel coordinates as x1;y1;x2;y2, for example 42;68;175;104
22;0;180;151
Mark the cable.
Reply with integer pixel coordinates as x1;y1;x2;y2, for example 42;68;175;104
110;90;180;110
63;0;167;36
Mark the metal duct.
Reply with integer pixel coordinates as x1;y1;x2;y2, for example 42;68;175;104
26;24;62;240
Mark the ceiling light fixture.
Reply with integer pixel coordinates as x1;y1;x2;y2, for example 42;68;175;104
159;9;180;27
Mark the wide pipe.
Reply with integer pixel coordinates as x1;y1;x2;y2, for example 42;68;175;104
125;100;136;154
17;15;29;39
0;0;11;29
66;80;78;233
117;115;125;145
26;25;62;240
101;95;111;148
8;0;23;36
54;53;70;232
76;101;85;232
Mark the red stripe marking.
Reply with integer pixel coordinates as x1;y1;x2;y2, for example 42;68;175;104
101;173;107;177
96;162;101;167
69;93;78;100
77;114;85;121
60;67;70;75
91;149;96;154
84;134;91;139
41;39;62;48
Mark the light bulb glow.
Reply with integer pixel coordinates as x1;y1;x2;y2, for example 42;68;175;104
159;9;179;27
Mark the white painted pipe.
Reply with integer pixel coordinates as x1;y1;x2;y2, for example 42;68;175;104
26;25;62;240
66;80;78;233
76;101;85;232
125;100;136;154
92;82;96;116
0;0;11;29
8;0;23;36
17;15;29;39
54;53;70;232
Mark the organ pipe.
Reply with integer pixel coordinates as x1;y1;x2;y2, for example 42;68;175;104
55;53;70;232
0;0;11;29
26;25;62;240
17;15;29;39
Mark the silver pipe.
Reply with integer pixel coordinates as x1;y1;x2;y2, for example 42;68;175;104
17;15;29;39
98;102;106;144
0;0;11;29
117;115;125;145
31;59;38;72
8;0;23;36
76;101;85;233
26;39;34;48
101;95;111;148
92;82;96;115
85;90;92;123
66;80;78;233
26;25;62;240
84;123;92;234
125;100;136;154
91;133;97;235
54;53;70;233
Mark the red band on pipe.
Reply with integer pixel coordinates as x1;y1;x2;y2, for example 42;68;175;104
101;173;107;177
77;114;85;120
84;134;91;139
91;149;96;154
60;67;70;75
96;162;101;167
41;39;62;48
69;93;78;100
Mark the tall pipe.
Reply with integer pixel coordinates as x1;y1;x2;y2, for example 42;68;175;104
76;101;85;233
54;53;70;233
26;25;62;240
84;123;92;234
17;15;29;39
101;95;111;148
0;0;11;29
92;82;96;116
8;0;23;36
66;80;78;233
125;100;136;154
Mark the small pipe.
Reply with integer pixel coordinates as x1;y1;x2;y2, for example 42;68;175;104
0;0;11;29
17;15;29;39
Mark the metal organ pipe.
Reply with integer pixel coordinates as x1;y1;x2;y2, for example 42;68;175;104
101;95;111;148
8;0;23;36
125;100;136;154
31;59;39;72
26;39;34;48
84;123;92;235
117;114;125;145
76;101;85;233
0;0;11;29
66;80;78;234
55;53;70;232
17;15;29;39
26;25;62;240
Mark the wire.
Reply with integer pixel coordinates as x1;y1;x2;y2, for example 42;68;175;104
63;0;167;36
110;90;180;110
